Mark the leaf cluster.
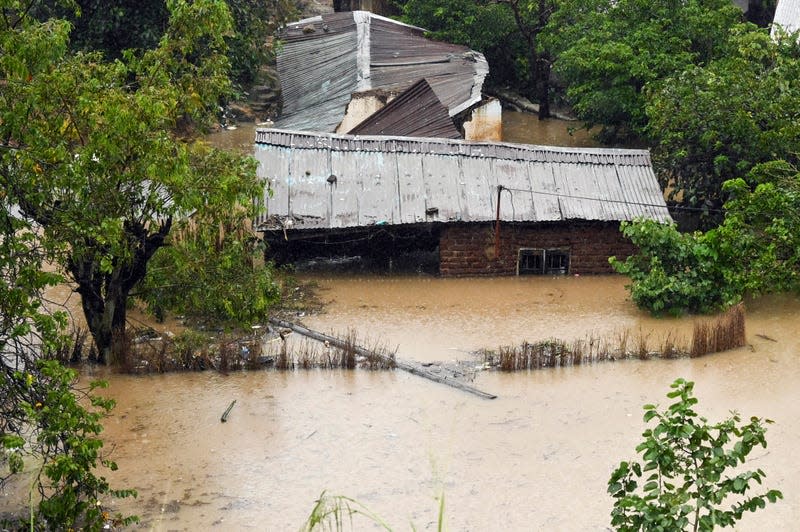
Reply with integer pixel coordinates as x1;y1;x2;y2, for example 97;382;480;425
1;215;135;528
609;378;782;531
610;220;737;315
399;0;536;89
551;0;742;142
646;27;800;209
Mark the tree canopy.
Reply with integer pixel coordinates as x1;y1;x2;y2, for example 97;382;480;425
646;27;800;210
551;0;742;142
0;0;266;362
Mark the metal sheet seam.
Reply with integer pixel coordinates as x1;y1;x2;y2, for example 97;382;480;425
355;11;371;91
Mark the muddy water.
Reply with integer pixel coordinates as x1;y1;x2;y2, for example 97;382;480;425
205;110;596;154
81;277;799;530
501;111;599;147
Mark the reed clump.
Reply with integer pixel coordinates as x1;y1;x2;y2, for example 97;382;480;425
487;303;747;371
691;303;746;357
264;329;395;370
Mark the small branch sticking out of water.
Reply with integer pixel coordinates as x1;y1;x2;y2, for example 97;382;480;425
221;400;236;422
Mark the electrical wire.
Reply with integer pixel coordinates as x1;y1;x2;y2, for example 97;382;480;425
499;185;724;214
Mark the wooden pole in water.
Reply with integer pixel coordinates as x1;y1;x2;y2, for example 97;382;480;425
221;400;236;422
269;318;497;400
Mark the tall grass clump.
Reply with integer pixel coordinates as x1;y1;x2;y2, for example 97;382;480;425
487;303;748;371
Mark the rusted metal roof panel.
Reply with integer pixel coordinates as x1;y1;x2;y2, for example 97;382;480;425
254;129;672;230
275;11;488;133
348;79;461;139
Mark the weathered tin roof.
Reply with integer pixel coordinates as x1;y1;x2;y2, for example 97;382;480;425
347;79;461;139
772;0;800;37
275;11;488;132
254;129;672;231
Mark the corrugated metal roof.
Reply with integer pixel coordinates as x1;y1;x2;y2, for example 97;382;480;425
254;129;672;230
275;11;488;132
772;0;800;37
347;79;461;139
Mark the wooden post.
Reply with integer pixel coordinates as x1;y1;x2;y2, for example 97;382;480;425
494;185;503;259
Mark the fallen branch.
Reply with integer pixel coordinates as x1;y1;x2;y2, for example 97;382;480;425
269;318;497;400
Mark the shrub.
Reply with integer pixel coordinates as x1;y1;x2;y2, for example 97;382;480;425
608;378;782;531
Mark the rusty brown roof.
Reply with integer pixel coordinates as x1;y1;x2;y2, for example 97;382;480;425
347;79;461;139
275;11;488;132
254;129;672;230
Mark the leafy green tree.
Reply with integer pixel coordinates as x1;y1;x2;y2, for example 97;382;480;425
646;27;800;211
225;0;296;88
139;202;282;327
34;0;294;89
609;378;782;531
2;185;135;529
400;0;557;114
714;161;800;296
610;220;737;315
0;0;265;362
551;0;742;142
401;0;526;89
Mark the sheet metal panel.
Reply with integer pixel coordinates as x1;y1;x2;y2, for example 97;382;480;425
330;150;364;228
255;129;672;229
287;148;330;229
256;144;291;228
353;150;400;225
275;11;487;133
347;79;461;139
396;153;426;223
772;0;800;37
493;159;535;222
591;164;629;221
459;157;494;223
528;161;561;222
422;154;462;222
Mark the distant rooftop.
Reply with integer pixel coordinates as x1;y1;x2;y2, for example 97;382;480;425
255;129;672;231
275;11;489;132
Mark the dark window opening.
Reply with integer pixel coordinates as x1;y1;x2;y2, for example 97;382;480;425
518;248;570;275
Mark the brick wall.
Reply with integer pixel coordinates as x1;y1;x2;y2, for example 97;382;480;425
439;221;636;277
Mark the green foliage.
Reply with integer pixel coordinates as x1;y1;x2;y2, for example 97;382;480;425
225;0;296;88
1;212;135;528
400;0;528;89
1;0;265;360
301;490;446;532
139;199;282;327
646;27;800;209
610;220;737;315
21;361;138;529
714;161;800;296
551;0;741;142
36;0;293;88
609;378;782;531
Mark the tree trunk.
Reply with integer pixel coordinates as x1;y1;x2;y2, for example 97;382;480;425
68;218;171;364
536;54;551;120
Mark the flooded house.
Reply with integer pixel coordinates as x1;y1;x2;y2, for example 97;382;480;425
275;10;500;141
254;129;672;276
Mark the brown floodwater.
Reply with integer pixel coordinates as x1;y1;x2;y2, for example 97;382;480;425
4;121;796;530
205;110;597;153
17;276;794;531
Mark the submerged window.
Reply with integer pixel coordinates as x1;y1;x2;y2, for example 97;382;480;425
517;248;570;275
